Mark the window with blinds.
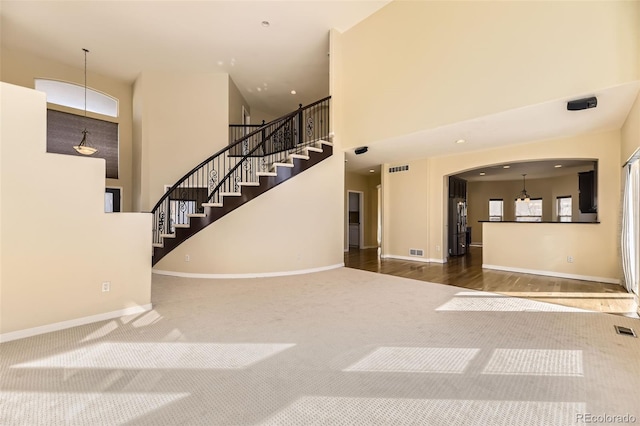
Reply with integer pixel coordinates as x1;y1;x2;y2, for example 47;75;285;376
489;199;503;221
515;198;543;222
556;196;572;222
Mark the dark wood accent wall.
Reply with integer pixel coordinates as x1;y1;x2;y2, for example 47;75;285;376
46;109;119;179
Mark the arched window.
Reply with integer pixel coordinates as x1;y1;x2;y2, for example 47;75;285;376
35;78;118;117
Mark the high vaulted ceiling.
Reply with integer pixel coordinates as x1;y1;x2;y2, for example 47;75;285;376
0;0;390;116
3;0;638;176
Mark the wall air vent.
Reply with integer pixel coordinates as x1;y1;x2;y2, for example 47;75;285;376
614;325;637;337
389;165;409;173
409;249;424;257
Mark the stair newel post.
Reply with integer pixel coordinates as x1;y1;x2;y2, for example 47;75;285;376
153;211;157;244
223;152;227;193
261;121;266;157
297;103;303;147
161;196;167;238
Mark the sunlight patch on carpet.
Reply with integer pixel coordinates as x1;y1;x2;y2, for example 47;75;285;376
343;347;480;374
482;349;584;377
436;293;587;312
0;392;189;425
11;342;295;370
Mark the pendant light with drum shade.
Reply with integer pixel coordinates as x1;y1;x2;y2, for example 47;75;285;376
73;48;97;156
516;174;531;202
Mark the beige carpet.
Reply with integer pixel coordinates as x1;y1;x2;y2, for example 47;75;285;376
1;267;639;425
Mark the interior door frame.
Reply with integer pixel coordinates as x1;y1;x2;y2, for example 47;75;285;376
347;190;365;249
105;186;123;213
242;105;250;126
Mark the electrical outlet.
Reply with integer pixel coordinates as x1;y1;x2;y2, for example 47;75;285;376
436;245;441;252
567;256;574;263
102;281;111;292
185;254;190;262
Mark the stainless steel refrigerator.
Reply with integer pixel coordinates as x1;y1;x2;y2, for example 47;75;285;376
449;198;467;256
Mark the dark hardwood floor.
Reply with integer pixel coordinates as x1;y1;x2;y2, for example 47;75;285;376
345;246;638;317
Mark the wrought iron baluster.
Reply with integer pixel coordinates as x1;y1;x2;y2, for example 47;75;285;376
151;96;330;254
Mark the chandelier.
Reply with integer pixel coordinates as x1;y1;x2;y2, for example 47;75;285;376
73;48;97;155
516;174;531;202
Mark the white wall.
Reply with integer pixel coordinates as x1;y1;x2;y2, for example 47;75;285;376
622;92;640;163
250;108;278;125
483;222;618;283
382;160;430;261
0;83;152;340
228;76;249;124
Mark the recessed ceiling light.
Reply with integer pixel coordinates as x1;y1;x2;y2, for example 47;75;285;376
369;169;375;173
554;164;562;168
257;87;262;92
503;165;510;169
479;172;486;176
455;139;466;144
261;21;270;27
290;90;296;95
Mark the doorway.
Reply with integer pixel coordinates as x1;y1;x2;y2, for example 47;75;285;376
105;187;122;213
348;190;364;249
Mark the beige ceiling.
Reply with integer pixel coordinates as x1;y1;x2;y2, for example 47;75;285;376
453;160;596;182
0;0;390;116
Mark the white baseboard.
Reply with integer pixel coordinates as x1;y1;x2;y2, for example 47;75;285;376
381;255;446;264
482;264;621;284
152;263;345;279
0;304;153;343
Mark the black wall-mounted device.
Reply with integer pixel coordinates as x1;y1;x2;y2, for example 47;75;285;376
355;146;368;155
567;97;597;111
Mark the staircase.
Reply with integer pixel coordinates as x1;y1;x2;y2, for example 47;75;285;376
151;97;332;266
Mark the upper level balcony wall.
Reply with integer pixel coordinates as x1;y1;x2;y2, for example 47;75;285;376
339;1;640;149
